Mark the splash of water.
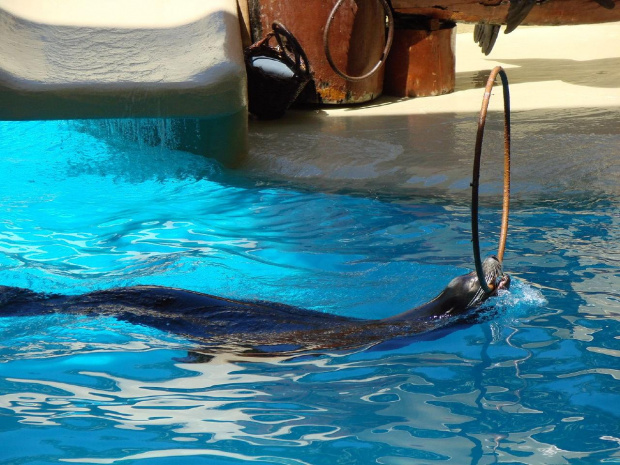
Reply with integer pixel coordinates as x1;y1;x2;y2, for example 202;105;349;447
476;278;547;333
496;279;547;310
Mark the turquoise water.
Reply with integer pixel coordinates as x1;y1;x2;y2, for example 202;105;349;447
0;120;618;464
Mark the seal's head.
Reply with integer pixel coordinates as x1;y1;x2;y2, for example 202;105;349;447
466;255;510;308
437;255;510;317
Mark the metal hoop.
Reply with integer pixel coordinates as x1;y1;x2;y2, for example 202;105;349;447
471;66;511;294
323;0;394;82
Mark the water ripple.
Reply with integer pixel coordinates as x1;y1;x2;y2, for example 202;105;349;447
1;120;620;463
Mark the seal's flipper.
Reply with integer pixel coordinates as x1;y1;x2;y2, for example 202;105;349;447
474;23;501;55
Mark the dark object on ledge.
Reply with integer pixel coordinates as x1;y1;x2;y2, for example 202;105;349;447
245;21;311;119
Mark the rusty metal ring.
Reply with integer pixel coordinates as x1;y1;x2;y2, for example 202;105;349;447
471;65;511;294
323;0;394;82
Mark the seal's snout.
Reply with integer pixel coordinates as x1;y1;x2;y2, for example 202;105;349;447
497;274;511;291
479;254;510;298
487;255;510;292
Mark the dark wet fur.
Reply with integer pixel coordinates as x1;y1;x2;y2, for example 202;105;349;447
0;257;507;354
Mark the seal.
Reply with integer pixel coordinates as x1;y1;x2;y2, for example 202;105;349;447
0;256;509;353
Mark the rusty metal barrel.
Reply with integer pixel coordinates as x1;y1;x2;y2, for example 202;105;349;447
248;0;392;104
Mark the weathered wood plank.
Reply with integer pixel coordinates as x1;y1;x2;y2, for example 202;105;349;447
392;0;619;25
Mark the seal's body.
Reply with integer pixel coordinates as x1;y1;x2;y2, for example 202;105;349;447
0;257;509;352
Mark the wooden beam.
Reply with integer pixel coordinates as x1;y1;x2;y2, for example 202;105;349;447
391;0;620;25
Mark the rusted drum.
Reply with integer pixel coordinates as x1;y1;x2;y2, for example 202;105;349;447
384;18;456;98
248;0;392;104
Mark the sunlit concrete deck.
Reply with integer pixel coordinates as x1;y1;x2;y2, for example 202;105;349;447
0;0;247;165
244;22;620;198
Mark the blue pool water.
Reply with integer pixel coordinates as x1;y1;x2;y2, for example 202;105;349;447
0;120;618;464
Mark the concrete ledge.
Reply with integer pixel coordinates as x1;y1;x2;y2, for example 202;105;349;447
243;22;620;196
0;0;248;164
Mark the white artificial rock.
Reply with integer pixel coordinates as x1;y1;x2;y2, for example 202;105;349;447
0;0;248;164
